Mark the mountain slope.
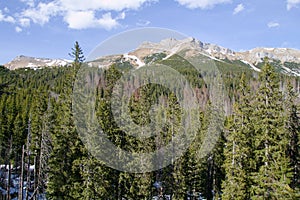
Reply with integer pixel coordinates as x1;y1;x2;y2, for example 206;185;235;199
5;38;300;76
129;37;300;76
4;55;71;70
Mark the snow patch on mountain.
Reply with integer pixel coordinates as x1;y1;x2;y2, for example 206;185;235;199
282;66;300;76
123;54;145;68
4;37;300;77
4;55;71;70
241;60;261;72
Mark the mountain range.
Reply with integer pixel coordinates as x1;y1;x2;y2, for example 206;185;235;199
3;55;70;70
4;38;300;76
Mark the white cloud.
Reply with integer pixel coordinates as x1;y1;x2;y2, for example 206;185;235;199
0;10;15;23
4;7;9;13
19;18;31;27
64;10;96;29
15;26;23;33
136;20;151;26
175;0;231;9
267;22;280;28
64;11;122;30
59;0;156;11
20;0;35;7
22;2;61;25
17;0;153;30
287;0;300;10
97;12;121;30
233;3;244;14
118;12;126;20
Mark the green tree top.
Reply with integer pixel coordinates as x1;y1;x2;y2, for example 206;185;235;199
69;41;85;64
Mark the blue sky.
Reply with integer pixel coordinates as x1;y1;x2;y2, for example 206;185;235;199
0;0;300;64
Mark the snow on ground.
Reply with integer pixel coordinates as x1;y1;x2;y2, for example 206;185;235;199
282;66;300;76
241;60;261;72
46;59;67;66
200;52;225;63
163;51;175;60
123;54;145;68
26;63;38;68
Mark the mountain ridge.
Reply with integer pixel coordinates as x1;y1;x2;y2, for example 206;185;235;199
132;37;300;64
4;55;71;70
4;38;300;76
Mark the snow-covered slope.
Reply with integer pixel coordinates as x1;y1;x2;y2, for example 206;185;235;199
235;48;300;64
5;38;300;76
129;37;300;75
4;55;71;70
123;53;145;68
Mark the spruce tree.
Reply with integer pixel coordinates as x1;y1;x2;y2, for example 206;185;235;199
69;41;85;65
222;73;254;199
285;81;300;192
251;60;294;199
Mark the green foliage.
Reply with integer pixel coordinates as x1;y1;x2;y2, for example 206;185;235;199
285;81;300;193
0;54;299;199
251;60;295;199
69;41;85;65
222;73;254;199
144;52;167;64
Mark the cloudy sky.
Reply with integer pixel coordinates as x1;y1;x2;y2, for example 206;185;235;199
0;0;300;64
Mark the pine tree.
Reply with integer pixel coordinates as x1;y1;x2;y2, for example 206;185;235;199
222;73;254;199
69;41;85;65
285;81;300;192
47;66;85;199
47;97;85;199
251;60;294;199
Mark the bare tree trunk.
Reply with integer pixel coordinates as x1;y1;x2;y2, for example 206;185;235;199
7;161;11;200
6;135;12;200
19;145;25;200
25;119;31;200
33;156;37;200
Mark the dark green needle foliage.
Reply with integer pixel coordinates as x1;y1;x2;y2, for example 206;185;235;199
0;46;299;200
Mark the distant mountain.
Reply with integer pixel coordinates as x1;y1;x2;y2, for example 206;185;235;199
5;38;300;76
4;55;71;70
132;37;300;65
88;37;300;76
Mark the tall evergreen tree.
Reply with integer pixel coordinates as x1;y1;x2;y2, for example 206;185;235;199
222;73;254;199
285;81;300;192
69;41;85;65
47;97;85;199
251;60;294;199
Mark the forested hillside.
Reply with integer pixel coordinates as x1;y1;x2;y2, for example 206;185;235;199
0;52;299;199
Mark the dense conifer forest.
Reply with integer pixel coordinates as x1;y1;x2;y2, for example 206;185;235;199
0;44;299;199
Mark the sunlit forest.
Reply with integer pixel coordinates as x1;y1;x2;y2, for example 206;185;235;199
0;44;299;200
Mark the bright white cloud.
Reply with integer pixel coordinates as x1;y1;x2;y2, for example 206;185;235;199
175;0;231;9
15;26;22;33
59;0;155;11
64;10;97;29
5;0;234;30
64;11;123;30
97;12;121;30
19;18;31;27
287;0;300;10
22;2;61;25
233;3;244;14
0;10;15;23
267;22;280;28
16;0;153;30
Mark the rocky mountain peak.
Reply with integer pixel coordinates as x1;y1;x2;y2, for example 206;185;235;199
4;55;71;70
236;47;300;64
